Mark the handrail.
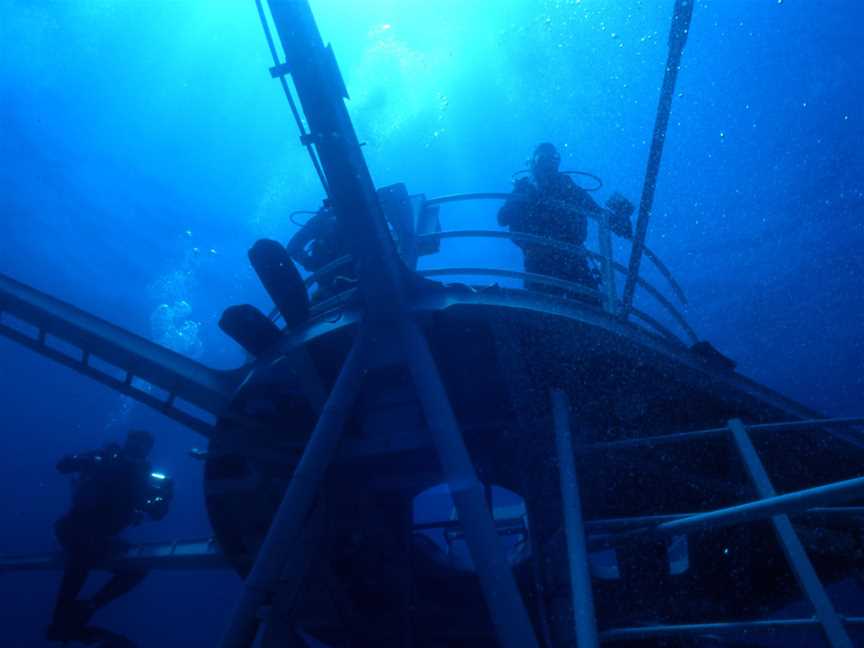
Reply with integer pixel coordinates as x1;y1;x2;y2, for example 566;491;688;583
424;192;688;305
267;254;354;323
418;268;600;301
425;192;515;206
642;246;687;305
419;230;697;344
301;254;353;288
627;307;683;344
417;267;689;344
296;265;684;346
270;229;696;344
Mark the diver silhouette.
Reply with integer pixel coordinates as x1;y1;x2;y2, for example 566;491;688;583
498;142;634;299
46;429;172;645
286;204;357;303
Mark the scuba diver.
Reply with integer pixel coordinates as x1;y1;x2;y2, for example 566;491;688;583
286;203;357;302
46;429;173;645
216;201;357;357
498;142;635;300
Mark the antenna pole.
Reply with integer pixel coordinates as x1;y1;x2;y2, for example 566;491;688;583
620;0;694;316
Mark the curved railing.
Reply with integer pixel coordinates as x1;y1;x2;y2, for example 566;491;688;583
273;192;697;345
425;192;688;306
418;192;694;343
414;233;696;344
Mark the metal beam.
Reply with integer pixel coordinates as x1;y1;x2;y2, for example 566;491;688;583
621;0;694;315
0;272;236;435
399;318;539;648
0;538;229;573
728;418;853;648
264;0;407;319
586;416;864;453
551;390;599;648
254;0;329;193
602;617;821;641
652;473;864;538
586;506;864;533
220;327;370;648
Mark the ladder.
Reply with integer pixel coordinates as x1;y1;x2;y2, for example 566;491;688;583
553;398;864;647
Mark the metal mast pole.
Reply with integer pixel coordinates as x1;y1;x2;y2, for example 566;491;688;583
551;390;599;648
620;0;694;316
219;2;540;645
219;330;370;647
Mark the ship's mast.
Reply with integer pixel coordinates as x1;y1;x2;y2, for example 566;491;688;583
621;0;694;316
260;0;408;319
220;2;540;646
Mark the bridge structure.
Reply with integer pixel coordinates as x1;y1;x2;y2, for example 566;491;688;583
2;1;864;646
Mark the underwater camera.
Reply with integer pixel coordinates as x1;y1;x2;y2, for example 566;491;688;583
606;192;636;238
143;471;174;520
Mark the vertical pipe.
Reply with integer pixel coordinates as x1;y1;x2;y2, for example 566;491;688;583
551;390;600;648
728;419;852;648
399;318;539;648
220;328;370;648
597;212;617;315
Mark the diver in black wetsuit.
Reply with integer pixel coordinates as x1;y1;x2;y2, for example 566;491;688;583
498;142;634;300
286;205;356;302
47;429;172;644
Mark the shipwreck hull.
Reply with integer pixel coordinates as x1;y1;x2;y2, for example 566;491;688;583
203;288;864;646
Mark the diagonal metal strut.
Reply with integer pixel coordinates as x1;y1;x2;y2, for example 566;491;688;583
0;272;236;435
728;418;853;648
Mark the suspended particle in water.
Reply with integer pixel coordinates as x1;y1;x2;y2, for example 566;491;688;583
184;229;192;238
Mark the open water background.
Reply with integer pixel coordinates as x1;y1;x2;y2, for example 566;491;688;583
1;1;862;645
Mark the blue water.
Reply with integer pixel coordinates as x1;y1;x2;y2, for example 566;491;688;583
1;1;862;645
